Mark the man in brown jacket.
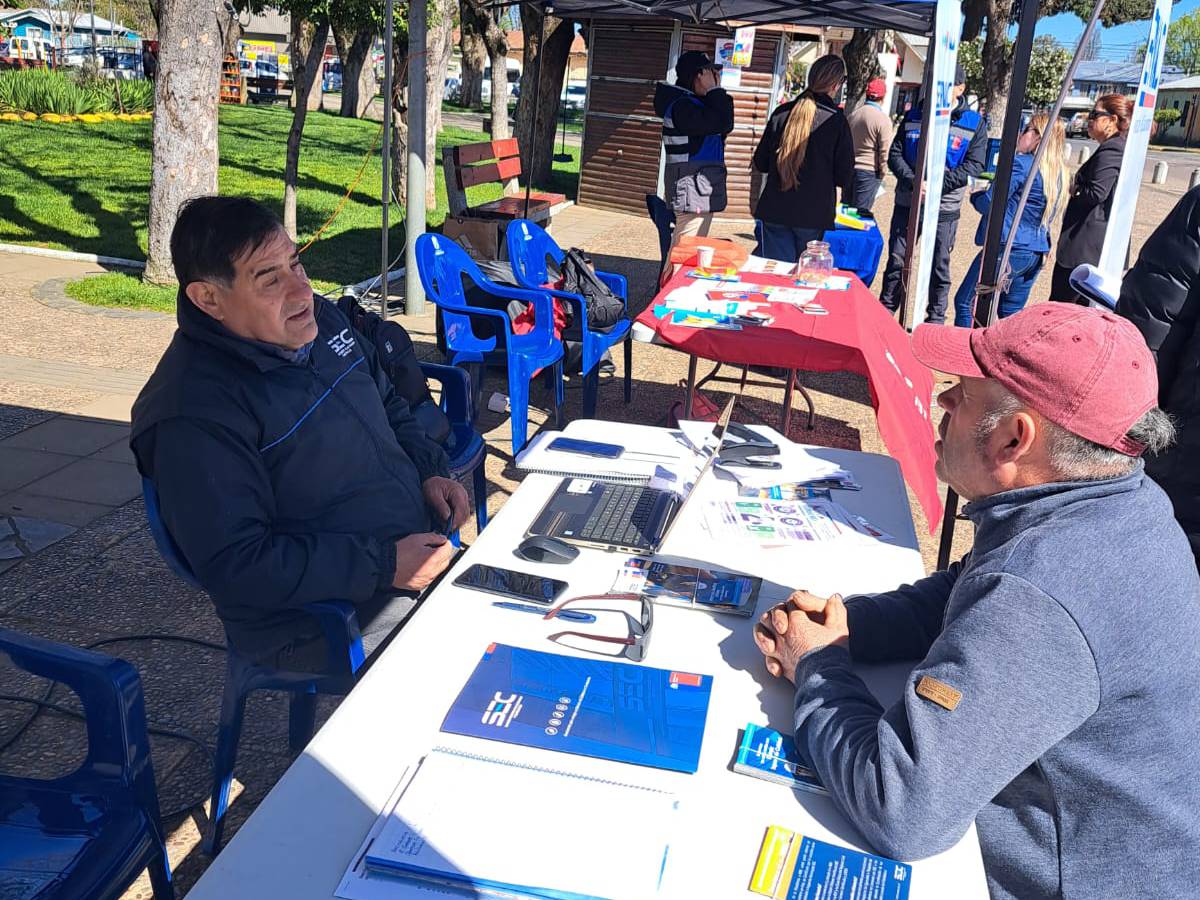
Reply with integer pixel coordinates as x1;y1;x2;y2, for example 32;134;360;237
847;78;892;211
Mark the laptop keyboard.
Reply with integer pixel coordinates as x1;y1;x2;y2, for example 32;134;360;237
579;484;659;547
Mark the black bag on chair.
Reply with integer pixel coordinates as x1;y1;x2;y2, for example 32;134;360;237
334;295;451;445
559;248;626;331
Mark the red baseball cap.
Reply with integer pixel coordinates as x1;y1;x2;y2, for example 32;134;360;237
866;78;887;100
912;305;1157;456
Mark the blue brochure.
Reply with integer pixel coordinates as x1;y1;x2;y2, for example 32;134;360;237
441;643;712;773
751;827;912;900
734;723;826;795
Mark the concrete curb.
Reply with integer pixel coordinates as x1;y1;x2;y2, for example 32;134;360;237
0;242;145;269
32;277;171;320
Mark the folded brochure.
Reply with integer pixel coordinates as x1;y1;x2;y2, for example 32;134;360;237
613;556;761;617
750;826;912;900
734;723;826;794
441;642;711;773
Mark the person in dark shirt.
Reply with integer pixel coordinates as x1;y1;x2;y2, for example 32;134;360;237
1050;93;1130;304
131;197;469;671
751;54;855;263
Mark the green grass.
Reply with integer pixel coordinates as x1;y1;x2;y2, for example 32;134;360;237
0;104;580;291
64;272;177;311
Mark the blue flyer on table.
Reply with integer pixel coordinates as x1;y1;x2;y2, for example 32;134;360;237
751;827;912;900
441;643;712;773
734;723;826;794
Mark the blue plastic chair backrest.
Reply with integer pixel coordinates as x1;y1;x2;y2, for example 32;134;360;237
142;478;201;590
507;219;564;289
0;627;155;792
414;233;494;313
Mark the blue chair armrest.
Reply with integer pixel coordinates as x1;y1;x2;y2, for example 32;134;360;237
304;601;364;675
596;270;628;304
0;628;150;785
443;304;514;337
420;361;475;429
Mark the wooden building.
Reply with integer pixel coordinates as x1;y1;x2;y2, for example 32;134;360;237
577;19;817;221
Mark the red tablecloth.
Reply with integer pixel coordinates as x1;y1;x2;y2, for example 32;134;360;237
637;269;942;533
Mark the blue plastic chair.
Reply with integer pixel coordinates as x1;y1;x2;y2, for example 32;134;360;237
141;479;364;856
420;360;489;530
415;232;564;456
506;219;633;418
0;628;173;899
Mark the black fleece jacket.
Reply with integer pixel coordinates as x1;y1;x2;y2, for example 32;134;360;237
131;294;447;657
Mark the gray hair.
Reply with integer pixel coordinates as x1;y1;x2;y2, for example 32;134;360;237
974;386;1175;480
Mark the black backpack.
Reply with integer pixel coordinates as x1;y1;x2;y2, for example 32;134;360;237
558;248;626;331
334;295;451;446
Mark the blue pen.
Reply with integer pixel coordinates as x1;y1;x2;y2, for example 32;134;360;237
491;601;596;624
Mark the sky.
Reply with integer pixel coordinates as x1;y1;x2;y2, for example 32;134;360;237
1037;0;1200;59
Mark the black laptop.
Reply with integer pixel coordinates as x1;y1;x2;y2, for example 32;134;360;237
526;399;735;554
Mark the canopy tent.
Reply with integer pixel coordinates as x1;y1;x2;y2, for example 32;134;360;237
542;0;938;32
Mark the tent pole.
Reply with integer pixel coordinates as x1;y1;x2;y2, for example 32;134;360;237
897;48;935;332
524;2;552;219
935;0;1040;572
406;0;428;314
381;0;394;318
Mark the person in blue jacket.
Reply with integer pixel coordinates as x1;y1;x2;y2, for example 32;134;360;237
131;197;470;672
878;66;988;324
953;112;1069;325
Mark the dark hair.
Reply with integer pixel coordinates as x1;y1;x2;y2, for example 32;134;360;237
1094;93;1133;136
170;196;285;287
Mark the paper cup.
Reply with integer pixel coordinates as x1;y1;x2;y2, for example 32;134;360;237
696;246;715;268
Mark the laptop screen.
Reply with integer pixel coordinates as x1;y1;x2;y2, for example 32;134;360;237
656;396;735;548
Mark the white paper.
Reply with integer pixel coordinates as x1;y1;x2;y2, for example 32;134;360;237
365;749;678;898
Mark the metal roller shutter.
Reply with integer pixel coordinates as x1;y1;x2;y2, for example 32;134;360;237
577;19;673;216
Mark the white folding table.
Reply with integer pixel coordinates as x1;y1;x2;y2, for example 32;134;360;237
186;423;988;899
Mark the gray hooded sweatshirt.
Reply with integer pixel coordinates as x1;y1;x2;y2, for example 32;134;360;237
791;466;1200;898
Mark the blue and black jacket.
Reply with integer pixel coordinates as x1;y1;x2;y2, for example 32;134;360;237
888;100;988;217
653;81;735;215
130;293;448;658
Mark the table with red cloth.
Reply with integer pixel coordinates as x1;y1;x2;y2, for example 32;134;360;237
634;267;943;533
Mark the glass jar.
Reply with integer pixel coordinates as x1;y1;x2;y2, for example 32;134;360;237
796;240;834;287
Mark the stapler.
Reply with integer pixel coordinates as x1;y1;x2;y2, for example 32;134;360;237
716;442;782;469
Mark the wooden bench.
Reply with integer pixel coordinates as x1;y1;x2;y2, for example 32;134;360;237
442;138;569;225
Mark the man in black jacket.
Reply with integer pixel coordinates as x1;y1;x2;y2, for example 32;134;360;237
1117;186;1200;566
131;197;469;670
653;50;735;272
878;68;988;324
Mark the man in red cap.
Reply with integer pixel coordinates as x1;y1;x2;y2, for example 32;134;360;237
754;305;1200;899
846;77;893;212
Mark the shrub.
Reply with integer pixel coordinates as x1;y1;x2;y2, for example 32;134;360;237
0;68;154;116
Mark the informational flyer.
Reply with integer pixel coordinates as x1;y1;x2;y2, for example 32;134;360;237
613;557;761;617
750;827;912;900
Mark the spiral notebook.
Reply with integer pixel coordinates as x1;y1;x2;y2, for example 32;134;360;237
363;747;678;899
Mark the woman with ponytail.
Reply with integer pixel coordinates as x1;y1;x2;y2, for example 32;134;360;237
1050;92;1132;303
953;113;1070;325
751;54;855;262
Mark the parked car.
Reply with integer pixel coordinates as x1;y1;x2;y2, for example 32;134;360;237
1068;111;1090;138
563;84;586;110
481;59;520;103
322;59;342;93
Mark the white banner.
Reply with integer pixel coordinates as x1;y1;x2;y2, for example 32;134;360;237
1098;0;1171;279
909;0;963;330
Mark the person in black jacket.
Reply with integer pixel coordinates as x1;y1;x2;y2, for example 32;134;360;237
878;66;988;324
653;50;735;265
1117;185;1200;566
1051;93;1130;303
131;197;470;671
751;54;855;262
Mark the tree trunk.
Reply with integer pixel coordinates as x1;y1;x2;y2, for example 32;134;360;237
283;17;331;240
390;38;410;209
843;29;891;113
466;0;510;138
144;0;224;285
421;0;455;207
515;6;573;184
458;0;486;108
335;24;377;118
980;0;1012;138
